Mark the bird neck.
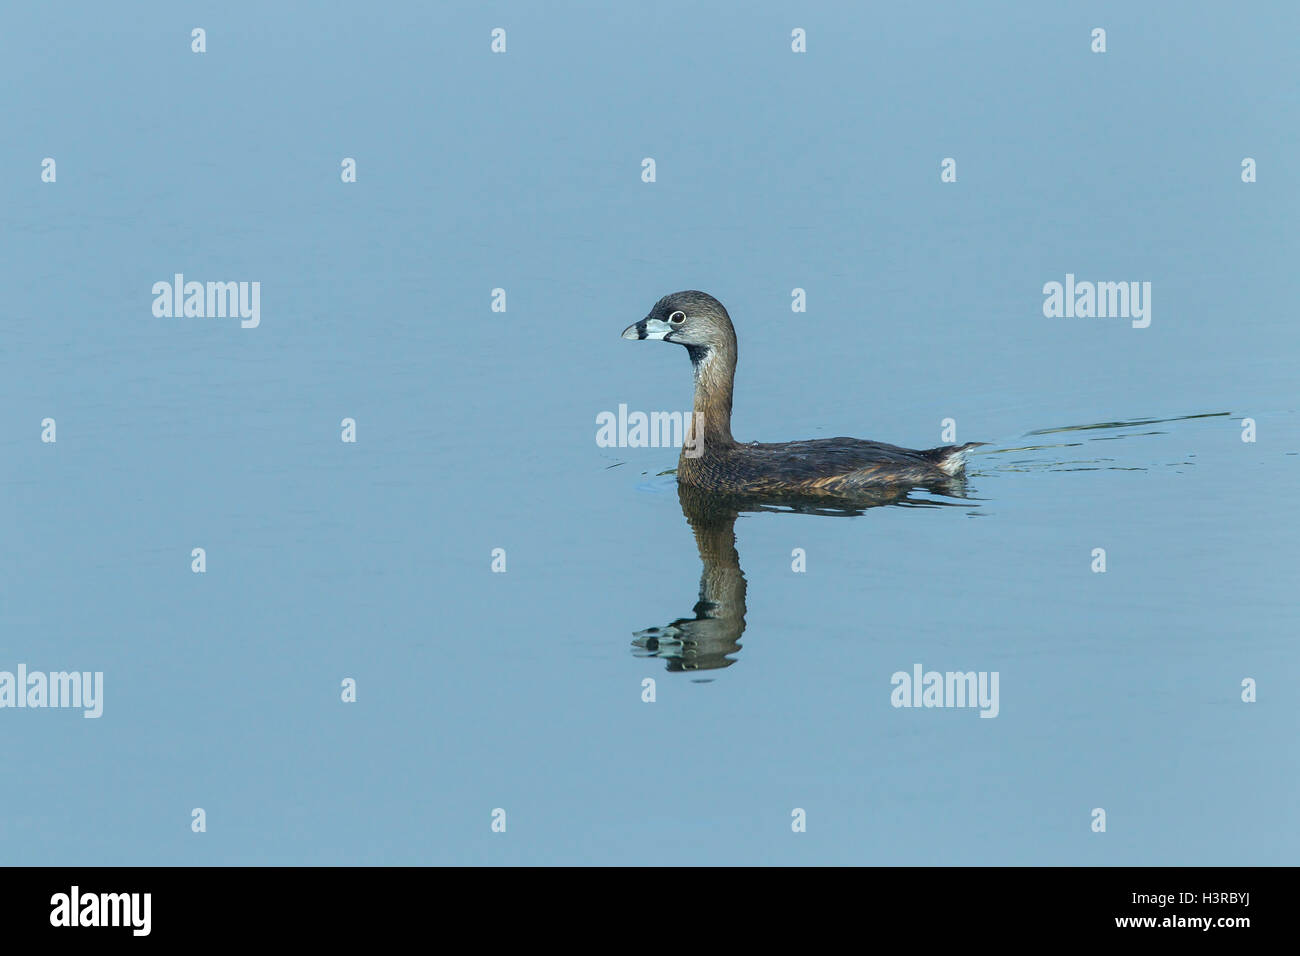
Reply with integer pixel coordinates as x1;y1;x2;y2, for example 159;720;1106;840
684;341;737;456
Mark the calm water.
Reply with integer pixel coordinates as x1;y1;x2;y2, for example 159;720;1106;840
3;1;1297;865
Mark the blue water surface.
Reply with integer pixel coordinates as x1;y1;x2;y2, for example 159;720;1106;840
1;1;1296;865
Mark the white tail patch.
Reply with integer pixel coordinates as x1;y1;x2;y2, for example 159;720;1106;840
938;446;970;476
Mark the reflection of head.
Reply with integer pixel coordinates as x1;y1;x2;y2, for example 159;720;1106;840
632;485;746;672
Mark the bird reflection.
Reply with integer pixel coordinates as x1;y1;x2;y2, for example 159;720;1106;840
632;480;970;673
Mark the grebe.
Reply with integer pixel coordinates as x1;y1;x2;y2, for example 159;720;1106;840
621;291;980;498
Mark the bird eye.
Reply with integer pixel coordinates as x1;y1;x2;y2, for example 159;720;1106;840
669;311;686;325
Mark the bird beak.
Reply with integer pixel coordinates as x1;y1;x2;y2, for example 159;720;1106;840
622;317;673;341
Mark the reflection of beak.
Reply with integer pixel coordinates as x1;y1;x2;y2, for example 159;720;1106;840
621;317;673;341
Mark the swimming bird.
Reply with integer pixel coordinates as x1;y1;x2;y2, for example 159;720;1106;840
621;291;981;498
